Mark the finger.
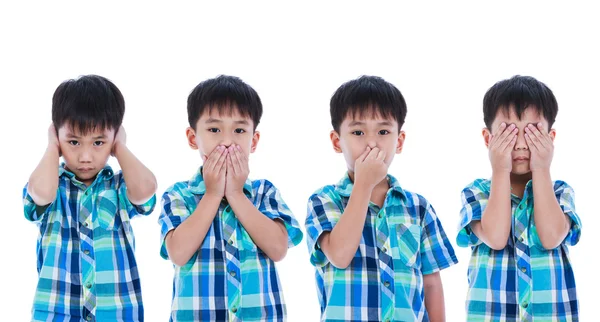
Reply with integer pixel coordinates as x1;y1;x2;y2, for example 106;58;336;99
366;147;380;160
376;149;386;161
526;124;546;149
211;147;228;172
524;133;539;152
203;146;220;169
497;125;517;151
490;123;508;144
225;153;233;176
230;146;243;174
235;145;248;172
357;146;371;163
535;122;553;146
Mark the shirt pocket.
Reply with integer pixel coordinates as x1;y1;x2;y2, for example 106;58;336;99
395;223;421;268
96;190;125;231
238;226;258;252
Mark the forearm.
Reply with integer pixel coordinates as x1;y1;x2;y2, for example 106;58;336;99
165;193;221;266
423;272;445;322
476;170;512;250
227;192;289;262
532;170;570;249
27;145;60;205
320;183;372;269
114;142;157;204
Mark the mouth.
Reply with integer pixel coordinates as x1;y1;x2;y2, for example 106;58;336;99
513;157;529;162
77;167;94;172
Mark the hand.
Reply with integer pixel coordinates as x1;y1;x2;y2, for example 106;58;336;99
353;146;388;188
112;125;127;156
225;145;250;198
48;124;61;156
524;123;554;172
488;122;517;172
202;145;228;198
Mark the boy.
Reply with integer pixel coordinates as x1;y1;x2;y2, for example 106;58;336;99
457;75;581;321
24;75;158;322
305;75;458;322
158;75;303;322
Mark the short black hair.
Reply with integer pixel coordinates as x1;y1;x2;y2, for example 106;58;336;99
187;75;263;131
483;75;558;130
52;74;125;134
330;75;407;133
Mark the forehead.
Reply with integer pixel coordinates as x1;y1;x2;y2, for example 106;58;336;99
198;105;253;124
58;125;114;138
492;106;547;125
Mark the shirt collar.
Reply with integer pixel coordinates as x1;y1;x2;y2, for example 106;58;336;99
59;162;114;183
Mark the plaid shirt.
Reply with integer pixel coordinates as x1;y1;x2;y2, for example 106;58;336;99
305;173;458;322
23;164;156;322
457;179;582;322
158;167;303;322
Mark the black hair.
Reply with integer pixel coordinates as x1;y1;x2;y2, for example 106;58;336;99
483;75;558;130
330;75;407;133
187;75;262;131
52;74;125;134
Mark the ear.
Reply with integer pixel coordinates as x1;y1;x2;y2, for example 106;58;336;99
395;131;406;154
250;131;261;153
482;127;492;148
330;130;342;153
549;128;556;141
186;127;198;150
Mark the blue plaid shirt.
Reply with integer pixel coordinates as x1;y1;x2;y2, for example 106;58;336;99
305;173;458;322
457;179;581;321
158;167;303;322
23;164;156;322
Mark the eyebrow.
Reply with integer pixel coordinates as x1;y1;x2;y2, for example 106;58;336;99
348;120;393;126
204;118;250;125
65;133;107;139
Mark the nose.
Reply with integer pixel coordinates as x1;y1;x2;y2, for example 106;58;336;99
79;146;93;163
514;129;528;150
220;133;234;148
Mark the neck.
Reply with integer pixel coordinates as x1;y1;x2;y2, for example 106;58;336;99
510;172;531;198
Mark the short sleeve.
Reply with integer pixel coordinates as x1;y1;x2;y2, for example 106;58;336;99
157;185;192;260
456;179;490;248
531;180;581;248
22;183;55;222
419;201;459;275
305;188;343;267
257;180;303;248
116;172;156;219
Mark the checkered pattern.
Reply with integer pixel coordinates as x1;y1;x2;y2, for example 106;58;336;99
457;179;581;321
23;164;156;322
305;173;458;322
158;167;303;322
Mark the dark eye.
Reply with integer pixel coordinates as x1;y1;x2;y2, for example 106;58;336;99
208;128;220;133
93;141;104;146
351;130;364;136
378;130;390;135
234;128;246;134
69;140;80;146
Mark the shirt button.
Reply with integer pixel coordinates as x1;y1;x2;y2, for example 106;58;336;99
83;249;90;255
86;282;92;289
86;315;92;321
228;239;234;245
378;213;383;219
232;307;238;313
230;271;236;277
519;204;525;210
84;222;89;227
520;267;527;273
382;247;387;253
523;302;529;308
384;281;390;287
518;237;524;243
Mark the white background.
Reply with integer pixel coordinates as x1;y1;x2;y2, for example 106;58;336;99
1;2;598;321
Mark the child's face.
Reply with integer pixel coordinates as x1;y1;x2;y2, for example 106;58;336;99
187;107;260;162
483;106;555;175
331;111;405;175
58;125;115;186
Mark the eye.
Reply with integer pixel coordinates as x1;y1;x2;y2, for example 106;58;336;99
208;128;220;133
93;141;104;146
378;130;390;135
69;140;80;146
351;130;364;136
234;128;246;134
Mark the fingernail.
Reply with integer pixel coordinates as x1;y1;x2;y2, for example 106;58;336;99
501;123;506;127
538;122;543;127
